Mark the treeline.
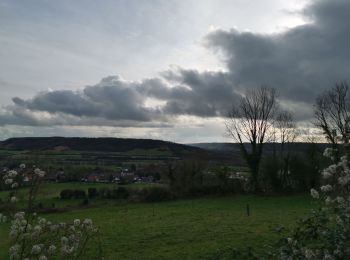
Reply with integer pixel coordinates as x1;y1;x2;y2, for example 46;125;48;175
224;82;350;193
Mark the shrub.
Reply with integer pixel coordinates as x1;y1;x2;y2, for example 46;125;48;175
260;156;283;193
81;198;89;206
88;188;98;198
112;187;129;199
276;147;350;259
0;165;101;259
185;185;220;196
60;189;74;199
60;189;86;199
139;186;173;202
98;188;111;199
74;189;86;199
185;181;244;197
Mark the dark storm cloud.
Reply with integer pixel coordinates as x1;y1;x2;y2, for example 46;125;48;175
2;0;350;126
0;70;239;126
160;69;239;117
207;0;350;105
9;76;161;123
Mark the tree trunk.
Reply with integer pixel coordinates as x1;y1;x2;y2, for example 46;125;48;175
248;155;261;192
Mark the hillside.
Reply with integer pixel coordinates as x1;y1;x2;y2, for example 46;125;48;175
0;137;205;157
190;142;332;155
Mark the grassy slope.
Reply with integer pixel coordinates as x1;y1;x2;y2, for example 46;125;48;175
0;191;312;259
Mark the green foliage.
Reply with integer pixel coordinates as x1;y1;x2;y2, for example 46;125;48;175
260;156;283;192
137;186;174;202
112;187;129;200
87;188;98;198
60;189;86;199
289;155;320;191
275;147;350;259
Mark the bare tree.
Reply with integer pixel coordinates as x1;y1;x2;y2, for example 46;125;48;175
274;110;298;188
226;86;277;192
314;82;350;146
276;111;297;147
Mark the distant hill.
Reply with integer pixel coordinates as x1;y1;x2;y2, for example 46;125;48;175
0;138;334;166
189;143;241;152
190;142;332;155
0;137;205;157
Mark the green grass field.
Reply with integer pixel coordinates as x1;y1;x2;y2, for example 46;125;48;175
0;184;313;259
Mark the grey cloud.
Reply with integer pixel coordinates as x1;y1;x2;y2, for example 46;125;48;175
1;69;241;127
7;76;163;125
13;91;97;117
207;0;350;108
160;69;239;117
0;104;172;128
2;0;350;126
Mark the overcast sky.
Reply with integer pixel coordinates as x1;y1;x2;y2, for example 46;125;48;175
1;0;349;143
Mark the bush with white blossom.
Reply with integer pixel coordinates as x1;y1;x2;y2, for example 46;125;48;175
276;146;350;259
0;164;102;259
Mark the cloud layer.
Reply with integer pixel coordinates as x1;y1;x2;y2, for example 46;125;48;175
2;0;350;128
0;72;239;127
207;0;350;105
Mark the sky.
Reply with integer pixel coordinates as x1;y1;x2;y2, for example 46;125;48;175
1;0;349;143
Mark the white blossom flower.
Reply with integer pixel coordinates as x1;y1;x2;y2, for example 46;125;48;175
0;214;7;223
336;196;345;204
50;224;59;232
323;253;334;260
334;248;343;257
320;184;333;192
33;225;42;233
59;222;66;229
73;219;80;226
61;245;74;256
14;212;25;220
38;218;46;226
322;165;337;179
34;168;46;177
304;248;315;259
325;196;332;205
9;229;18;238
19;163;26;169
8;170;17;178
9;244;20;258
3;164;98;259
69;234;76;241
83;218;92;226
323;148;336;159
61;236;68;245
310;189;319;199
336;216;343;224
47;245;56;255
338;175;350;186
31;244;41;255
5;178;13;185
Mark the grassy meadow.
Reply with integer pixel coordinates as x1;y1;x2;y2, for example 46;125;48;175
0;183;313;259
